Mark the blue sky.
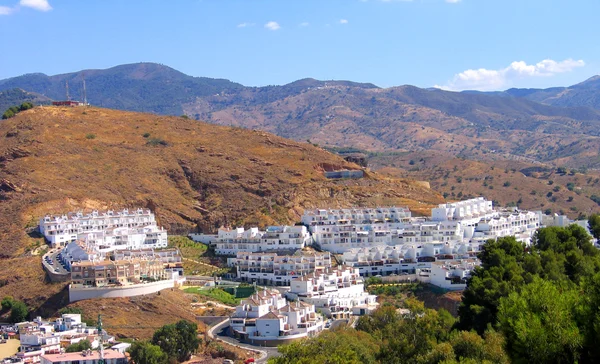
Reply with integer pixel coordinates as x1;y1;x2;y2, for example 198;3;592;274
1;0;599;90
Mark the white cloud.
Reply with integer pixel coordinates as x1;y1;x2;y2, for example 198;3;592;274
446;0;461;3
19;0;52;11
339;19;348;24
0;5;14;15
264;21;280;31
436;58;585;91
237;22;255;28
299;22;310;27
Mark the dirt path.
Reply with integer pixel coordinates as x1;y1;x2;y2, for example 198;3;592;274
0;339;20;359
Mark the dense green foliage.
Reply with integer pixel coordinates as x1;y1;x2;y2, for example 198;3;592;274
457;225;600;363
272;301;508;364
1;296;14;311
9;300;28;323
271;328;380;364
2;102;33;119
589;214;600;240
66;340;92;353
151;320;199;362
128;341;168;364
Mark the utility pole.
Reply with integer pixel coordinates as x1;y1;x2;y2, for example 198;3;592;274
66;80;70;101
97;314;105;364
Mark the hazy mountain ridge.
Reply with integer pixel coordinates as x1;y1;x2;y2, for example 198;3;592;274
2;63;600;167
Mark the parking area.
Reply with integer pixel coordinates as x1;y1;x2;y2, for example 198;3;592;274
42;248;70;275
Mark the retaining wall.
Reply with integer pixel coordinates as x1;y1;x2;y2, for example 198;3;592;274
69;280;176;302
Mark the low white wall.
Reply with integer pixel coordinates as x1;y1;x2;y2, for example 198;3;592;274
69;280;176;302
189;233;217;244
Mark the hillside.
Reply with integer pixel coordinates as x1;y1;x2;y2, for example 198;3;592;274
369;151;600;219
187;84;600;168
0;88;52;112
504;75;600;110
0;106;442;312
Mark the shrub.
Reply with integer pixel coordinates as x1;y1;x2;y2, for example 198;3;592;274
85;133;96;140
142;132;151;138
9;301;28;323
1;296;14;310
147;138;169;146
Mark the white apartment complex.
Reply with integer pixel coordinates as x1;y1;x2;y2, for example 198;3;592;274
212;226;311;255
305;198;540;254
301;207;412;227
286;267;378;318
39;209;167;250
228;251;332;286
229;290;324;346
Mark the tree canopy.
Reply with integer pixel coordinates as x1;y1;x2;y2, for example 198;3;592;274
66;340;92;353
151;320;199;362
128;341;168;364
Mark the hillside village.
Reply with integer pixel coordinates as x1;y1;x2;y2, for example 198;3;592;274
0;196;576;357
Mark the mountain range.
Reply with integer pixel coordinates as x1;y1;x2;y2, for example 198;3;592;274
1;63;600;168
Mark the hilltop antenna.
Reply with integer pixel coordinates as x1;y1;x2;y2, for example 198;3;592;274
65;80;70;101
82;73;87;106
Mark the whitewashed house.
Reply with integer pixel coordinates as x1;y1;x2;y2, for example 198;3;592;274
286;267;378;318
214;226;311;255
229;290;323;346
39;209;167;250
228;251;332;286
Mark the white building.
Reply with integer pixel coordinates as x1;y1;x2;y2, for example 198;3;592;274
229;290;324;346
39;209;167;250
214;226;311;255
301;207;412;227
419;259;480;290
286;267;378;318
308;198;541;254
11;314;109;364
228;251;332;286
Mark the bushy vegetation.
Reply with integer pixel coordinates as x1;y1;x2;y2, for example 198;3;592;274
183;287;239;306
2;102;33;119
128;320;199;364
2;296;29;323
66;340;92;353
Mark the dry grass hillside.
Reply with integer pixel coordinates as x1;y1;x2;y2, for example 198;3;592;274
185;84;600;168
0;106;442;313
371;152;600;219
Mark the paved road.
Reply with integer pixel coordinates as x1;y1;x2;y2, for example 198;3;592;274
42;249;69;275
207;318;279;363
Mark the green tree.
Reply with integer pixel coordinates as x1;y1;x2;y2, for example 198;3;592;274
589;214;600;240
2;109;15;119
151;320;199;362
128;341;168;364
9;301;28;323
270;328;379;364
66;340;92;353
19;102;33;111
1;296;14;311
498;278;583;363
